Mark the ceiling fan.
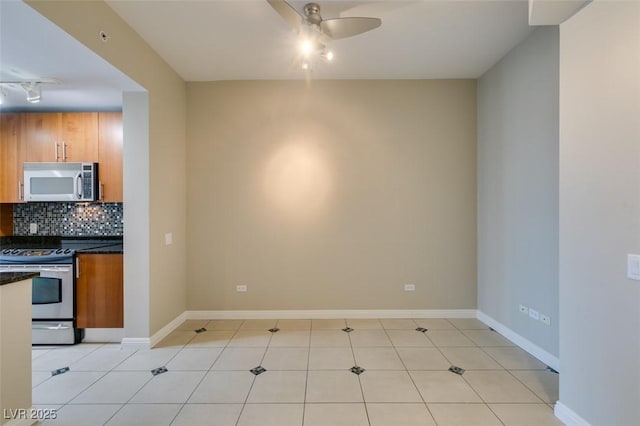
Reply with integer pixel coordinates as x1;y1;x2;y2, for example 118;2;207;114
266;0;382;69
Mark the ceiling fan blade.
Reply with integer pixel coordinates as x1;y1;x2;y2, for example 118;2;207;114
266;0;303;30
320;17;382;40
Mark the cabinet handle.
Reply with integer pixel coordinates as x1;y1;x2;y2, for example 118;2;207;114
54;142;59;161
76;258;80;279
18;181;23;201
62;142;67;161
99;182;104;201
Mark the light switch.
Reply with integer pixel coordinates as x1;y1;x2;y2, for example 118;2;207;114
627;254;640;280
165;233;173;245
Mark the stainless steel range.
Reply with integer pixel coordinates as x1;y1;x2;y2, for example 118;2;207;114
0;248;83;344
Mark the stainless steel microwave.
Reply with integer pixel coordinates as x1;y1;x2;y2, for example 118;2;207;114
23;162;99;202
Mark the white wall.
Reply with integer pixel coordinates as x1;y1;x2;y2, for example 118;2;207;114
558;1;640;424
477;26;560;357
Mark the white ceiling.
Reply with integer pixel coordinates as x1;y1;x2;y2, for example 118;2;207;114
0;0;535;111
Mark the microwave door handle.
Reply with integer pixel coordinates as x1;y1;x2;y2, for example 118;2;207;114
76;173;83;199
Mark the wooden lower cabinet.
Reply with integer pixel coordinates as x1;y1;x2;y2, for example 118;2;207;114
76;253;123;328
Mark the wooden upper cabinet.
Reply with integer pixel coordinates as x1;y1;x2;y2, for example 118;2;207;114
24;112;99;163
98;112;123;202
0;113;26;202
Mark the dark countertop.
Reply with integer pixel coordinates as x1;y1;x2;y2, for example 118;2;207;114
0;272;39;286
0;236;123;254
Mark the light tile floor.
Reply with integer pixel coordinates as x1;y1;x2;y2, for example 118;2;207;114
32;318;564;425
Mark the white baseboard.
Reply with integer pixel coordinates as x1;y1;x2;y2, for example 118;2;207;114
476;310;560;372
149;311;188;348
120;337;151;350
82;328;124;343
554;401;592;426
186;309;477;320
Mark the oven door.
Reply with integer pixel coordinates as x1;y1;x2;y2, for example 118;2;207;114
1;264;74;320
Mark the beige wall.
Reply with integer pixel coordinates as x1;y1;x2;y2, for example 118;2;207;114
27;1;187;336
187;80;477;311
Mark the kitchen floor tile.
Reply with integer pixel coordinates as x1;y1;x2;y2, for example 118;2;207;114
396;347;451;370
32;347;99;372
70;345;136;371
439;347;504;370
510;370;559;403
165;348;222;371
104;403;181;426
489;403;565;426
308;347;355;370
237;403;304;426
113;347;181;371
32;371;104;404
261;347;309;370
410;370;482;403
386;329;434;347
463;370;543;403
353;347;404;370
359;370;423;403
367;403;436;426
276;319;312;329
155;330;196;348
206;319;244;330
268;330;310;347
380;318;418;329
32;371;52;388
303;403;369;426
211;347;266;370
129;371;205;403
349;329;392;347
171;404;243;426
33;371;105;404
239;319;278;330
413;318;456;330
188;371;255;403
426;330;476;347
346;319;383;329
175;319;210;331
309;330;351;347
70;371;151;404
186;330;235;347
227;330;272;347
247;370;307;403
305;370;363;402
483;346;547;369
32;348;52;360
47;404;123;426
427;403;503;426
448;318;489;330
311;318;346;329
462;330;515;347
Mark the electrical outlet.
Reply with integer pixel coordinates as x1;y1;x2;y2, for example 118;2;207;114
165;232;173;245
519;305;528;314
627;254;640;280
236;285;247;293
29;223;38;234
529;308;540;320
540;314;551;325
404;283;416;292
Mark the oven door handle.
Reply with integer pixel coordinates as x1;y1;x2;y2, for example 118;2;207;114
32;323;71;330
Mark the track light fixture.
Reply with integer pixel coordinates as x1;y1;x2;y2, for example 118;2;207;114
0;79;58;105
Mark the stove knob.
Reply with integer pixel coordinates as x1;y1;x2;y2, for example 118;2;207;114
12;249;21;255
64;249;72;254
1;249;10;254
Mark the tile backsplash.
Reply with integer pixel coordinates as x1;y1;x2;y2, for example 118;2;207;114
13;203;123;236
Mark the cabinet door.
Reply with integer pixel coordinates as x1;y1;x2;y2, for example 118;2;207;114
24;113;62;162
98;112;123;202
61;112;99;162
0;113;26;202
76;253;123;328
